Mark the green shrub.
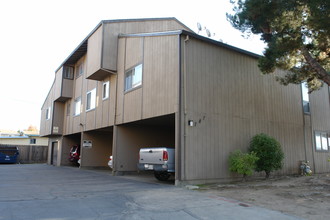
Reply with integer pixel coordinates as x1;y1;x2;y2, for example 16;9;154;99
229;150;259;181
249;133;284;178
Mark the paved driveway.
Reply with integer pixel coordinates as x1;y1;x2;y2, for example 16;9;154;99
0;164;302;220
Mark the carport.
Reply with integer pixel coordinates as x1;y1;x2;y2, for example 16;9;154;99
79;128;113;169
61;133;81;166
112;114;175;176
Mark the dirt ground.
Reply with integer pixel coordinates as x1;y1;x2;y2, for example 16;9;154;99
198;174;330;220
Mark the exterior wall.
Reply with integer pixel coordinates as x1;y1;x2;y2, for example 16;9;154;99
101;19;191;73
86;19;191;80
116;35;180;124
86;25;104;79
40;83;55;136
181;37;307;182
48;136;62;166
309;86;330;173
54;68;63;100
52;102;65;135
80;130;112;168
63;57;117;135
40;18;330;183
0;137;48;145
54;67;73;101
43;18;187;137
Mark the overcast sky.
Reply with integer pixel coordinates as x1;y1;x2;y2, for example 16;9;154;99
0;0;265;131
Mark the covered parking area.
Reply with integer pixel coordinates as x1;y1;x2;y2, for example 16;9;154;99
112;114;175;177
60;133;81;166
79;127;113;169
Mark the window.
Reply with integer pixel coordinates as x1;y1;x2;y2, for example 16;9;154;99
76;63;84;77
46;107;51;120
301;82;310;113
30;139;36;144
63;66;74;79
86;88;96;111
74;97;81;116
315;131;329;151
102;81;110;100
125;64;142;91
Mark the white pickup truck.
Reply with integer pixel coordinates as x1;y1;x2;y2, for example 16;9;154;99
137;147;175;181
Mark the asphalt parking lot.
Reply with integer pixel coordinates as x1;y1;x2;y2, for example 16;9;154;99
0;164;303;220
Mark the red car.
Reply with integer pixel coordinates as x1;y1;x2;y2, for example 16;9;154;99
69;145;80;164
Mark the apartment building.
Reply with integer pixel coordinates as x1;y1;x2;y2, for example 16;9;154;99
40;18;330;185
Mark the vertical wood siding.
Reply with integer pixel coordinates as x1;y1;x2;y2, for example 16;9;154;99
142;36;179;118
86;26;103;79
183;37;306;181
310;86;330;172
102;20;191;72
116;35;179;124
44;19;188;136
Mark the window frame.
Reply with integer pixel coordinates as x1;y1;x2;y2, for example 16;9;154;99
30;138;36;144
301;82;310;114
76;62;84;78
74;97;81;116
124;64;143;92
63;66;74;79
102;81;110;100
86;88;96;112
46;107;51;120
314;131;330;152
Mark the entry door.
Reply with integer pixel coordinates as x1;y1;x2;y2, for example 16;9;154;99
51;142;58;165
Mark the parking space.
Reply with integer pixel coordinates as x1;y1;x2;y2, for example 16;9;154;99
0;164;302;220
113;114;175;177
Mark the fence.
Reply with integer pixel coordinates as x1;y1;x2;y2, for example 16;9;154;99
0;144;48;164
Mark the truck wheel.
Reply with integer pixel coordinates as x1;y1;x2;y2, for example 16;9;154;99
154;171;171;181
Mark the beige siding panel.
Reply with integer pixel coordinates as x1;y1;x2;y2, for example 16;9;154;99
85;110;96;131
72;115;81;134
86;26;102;78
53;102;65;135
62;78;73;98
115;38;126;124
108;74;117;126
142;36;179;118
102;19;191;72
81;131;112;168
102;23;118;71
125;37;143;69
63;100;71;134
96;74;117;128
54;68;63;100
183;37;305;181
123;89;143;123
40;84;55;136
310;86;330;131
95;80;104;128
84;79;98;131
116;35;179;125
310;86;330;173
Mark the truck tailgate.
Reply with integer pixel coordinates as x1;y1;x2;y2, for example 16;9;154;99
139;147;168;164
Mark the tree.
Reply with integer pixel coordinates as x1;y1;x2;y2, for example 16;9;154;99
249;133;284;178
227;0;330;92
229;150;259;181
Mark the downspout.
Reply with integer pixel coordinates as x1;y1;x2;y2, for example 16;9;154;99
301;85;308;162
179;34;189;184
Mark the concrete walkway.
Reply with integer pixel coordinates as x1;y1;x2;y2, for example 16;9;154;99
0;164;303;220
